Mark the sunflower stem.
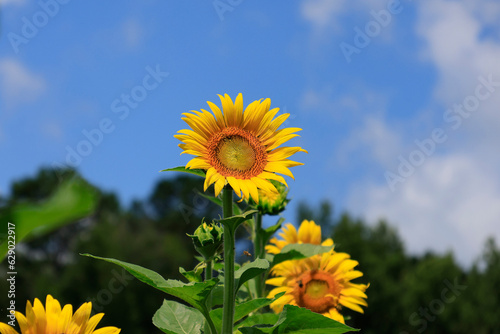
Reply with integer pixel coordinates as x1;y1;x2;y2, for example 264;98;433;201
204;259;214;334
221;186;235;334
201;307;218;334
253;211;265;298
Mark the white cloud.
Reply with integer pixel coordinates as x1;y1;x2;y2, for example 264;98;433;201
416;0;500;171
343;0;500;267
300;0;390;34
416;0;500;103
348;154;500;267
301;0;347;31
337;117;403;168
0;58;46;108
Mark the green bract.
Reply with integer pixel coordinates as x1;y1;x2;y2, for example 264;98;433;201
254;180;290;216
188;222;224;260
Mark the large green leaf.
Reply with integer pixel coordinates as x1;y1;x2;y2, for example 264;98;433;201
82;254;217;312
271;244;333;267
210;296;280;330
239;305;358;334
0;178;98;260
153;300;204;334
235;258;270;292
160;166;206;178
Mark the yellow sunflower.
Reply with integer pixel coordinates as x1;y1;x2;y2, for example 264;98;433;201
175;93;306;203
266;220;369;324
0;295;120;334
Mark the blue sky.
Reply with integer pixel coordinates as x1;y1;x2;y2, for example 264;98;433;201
1;0;500;267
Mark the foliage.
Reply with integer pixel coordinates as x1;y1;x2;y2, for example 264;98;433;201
1;169;499;333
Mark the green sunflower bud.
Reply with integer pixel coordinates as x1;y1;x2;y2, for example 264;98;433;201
255;180;290;215
188;222;224;260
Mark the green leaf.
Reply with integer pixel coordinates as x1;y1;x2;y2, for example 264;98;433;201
260;218;285;246
196;190;223;207
271;244;333;267
0;178;98;260
235;258;270;292
179;267;202;283
153;300;204;334
210;296;280;330
239;305;358;334
236;313;279;329
195;191;244;216
82;254;217;312
160;166;206;178
218;210;257;230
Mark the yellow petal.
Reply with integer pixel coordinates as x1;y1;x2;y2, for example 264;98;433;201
14;312;29;334
84;313;104;334
91;328;121;334
265;276;287;286
267;147;304;162
206;100;226;128
339;297;365;314
204;167;218;191
66;302;91;334
33;298;47;334
214;178;225;197
258;172;288;188
57;304;73;334
243;179;259;204
0;323;19;334
264;162;295;179
226;177;242;198
341;287;367;299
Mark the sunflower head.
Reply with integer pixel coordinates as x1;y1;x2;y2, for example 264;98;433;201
188;222;224;260
266;220;369;324
174;93;307;203
0;295;120;334
266;220;331;255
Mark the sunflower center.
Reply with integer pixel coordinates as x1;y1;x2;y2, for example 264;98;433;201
217;136;256;171
305;280;330;299
207;127;267;179
293;270;341;314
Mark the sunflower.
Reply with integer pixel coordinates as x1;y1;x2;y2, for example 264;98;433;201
175;93;306;203
266;220;369;323
0;295;120;334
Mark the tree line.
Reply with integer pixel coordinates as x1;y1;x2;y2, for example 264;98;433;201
0;168;498;333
